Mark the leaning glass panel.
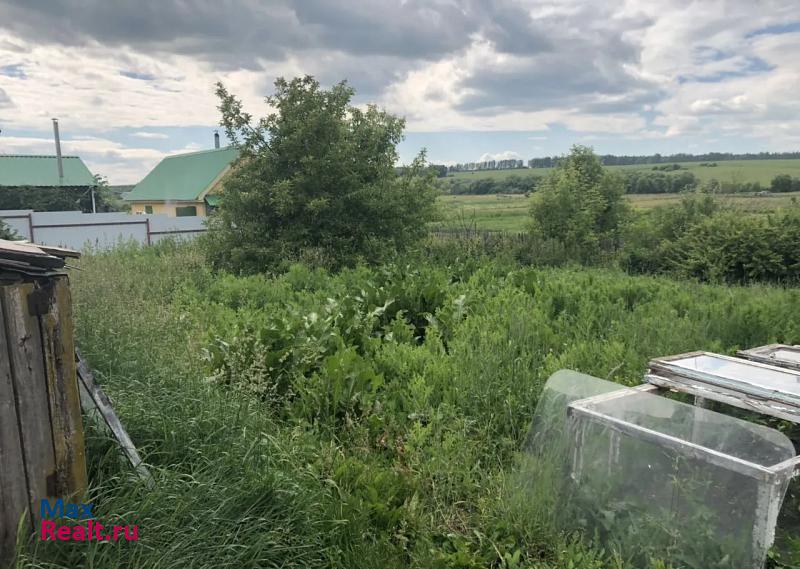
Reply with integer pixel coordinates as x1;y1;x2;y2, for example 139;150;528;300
520;369;796;569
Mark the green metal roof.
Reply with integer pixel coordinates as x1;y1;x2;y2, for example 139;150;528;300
0;155;95;187
204;195;221;206
125;147;238;202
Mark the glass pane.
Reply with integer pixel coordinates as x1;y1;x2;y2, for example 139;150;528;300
582;391;794;466
518;369;796;569
665;353;800;400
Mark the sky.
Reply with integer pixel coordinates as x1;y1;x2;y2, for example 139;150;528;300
0;1;798;184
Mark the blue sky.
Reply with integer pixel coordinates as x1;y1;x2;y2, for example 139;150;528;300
0;1;799;183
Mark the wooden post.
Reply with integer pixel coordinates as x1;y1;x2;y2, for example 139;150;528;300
0;276;87;566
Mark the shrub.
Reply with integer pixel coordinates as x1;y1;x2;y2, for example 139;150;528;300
529;145;630;264
205;76;439;273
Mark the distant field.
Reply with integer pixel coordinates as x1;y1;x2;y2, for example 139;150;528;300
437;191;800;232
446;159;800;186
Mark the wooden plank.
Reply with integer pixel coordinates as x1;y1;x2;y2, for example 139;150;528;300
76;350;154;489
0;284;57;528
0;240;64;269
0;294;29;564
39;277;87;499
645;373;800;423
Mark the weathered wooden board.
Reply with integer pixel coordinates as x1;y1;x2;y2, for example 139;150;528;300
38;277;87;499
0;284;56;528
76;350;154;489
0;299;29;564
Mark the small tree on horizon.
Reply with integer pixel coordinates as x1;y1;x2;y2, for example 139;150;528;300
206;76;438;272
529;145;630;263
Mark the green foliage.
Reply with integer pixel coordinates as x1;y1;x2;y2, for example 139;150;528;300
771;174;800;193
529;146;630;263
19;241;798;568
621;193;720;274
440;174;541;195
623;170;697;194
672;208;800;283
622;194;800;283
205;76;439;273
0;218;17;239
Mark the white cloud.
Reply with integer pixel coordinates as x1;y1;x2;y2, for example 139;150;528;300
478;150;522;162
1;0;799;181
132;131;169;139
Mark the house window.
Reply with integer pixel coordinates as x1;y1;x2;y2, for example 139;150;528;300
175;206;197;217
144;205;153;214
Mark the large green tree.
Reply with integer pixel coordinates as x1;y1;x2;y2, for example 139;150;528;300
529;145;630;263
207;76;438;272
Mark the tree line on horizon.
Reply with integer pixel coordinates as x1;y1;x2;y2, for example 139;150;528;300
430;150;800;174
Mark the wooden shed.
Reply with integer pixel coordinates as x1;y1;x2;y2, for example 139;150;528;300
0;240;87;565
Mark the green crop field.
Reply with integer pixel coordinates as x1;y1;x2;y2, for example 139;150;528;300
437;192;800;231
446;158;800;186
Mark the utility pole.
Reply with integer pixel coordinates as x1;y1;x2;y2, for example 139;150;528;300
52;118;64;183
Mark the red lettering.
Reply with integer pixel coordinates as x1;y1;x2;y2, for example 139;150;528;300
124;526;139;541
40;520;56;540
94;522;104;540
56;526;71;540
113;526;122;540
72;525;87;541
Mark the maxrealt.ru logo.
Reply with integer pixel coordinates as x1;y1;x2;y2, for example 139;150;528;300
40;499;139;542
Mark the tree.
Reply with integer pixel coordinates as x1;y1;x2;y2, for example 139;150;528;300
529;145;630;263
207;76;439;272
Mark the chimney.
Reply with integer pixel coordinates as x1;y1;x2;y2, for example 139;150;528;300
52;118;64;183
214;130;220;149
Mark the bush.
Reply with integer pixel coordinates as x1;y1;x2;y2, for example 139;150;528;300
771;174;800;193
671;208;800;283
205;76;439;273
529;145;630;264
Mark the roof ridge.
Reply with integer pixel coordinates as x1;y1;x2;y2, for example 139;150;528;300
163;146;237;159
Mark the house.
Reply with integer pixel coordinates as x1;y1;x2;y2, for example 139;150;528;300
0;154;95;189
124;147;238;217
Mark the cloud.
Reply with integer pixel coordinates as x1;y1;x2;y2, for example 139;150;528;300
1;0;799;181
0;87;12;108
478;150;522;162
132;131;169;139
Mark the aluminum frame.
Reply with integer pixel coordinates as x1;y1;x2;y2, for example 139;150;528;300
567;387;800;569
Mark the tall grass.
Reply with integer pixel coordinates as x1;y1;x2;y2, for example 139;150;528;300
15;241;800;568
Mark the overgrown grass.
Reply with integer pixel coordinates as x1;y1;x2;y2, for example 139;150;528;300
15;241;800;568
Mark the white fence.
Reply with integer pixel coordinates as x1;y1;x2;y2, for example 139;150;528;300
0;210;207;250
